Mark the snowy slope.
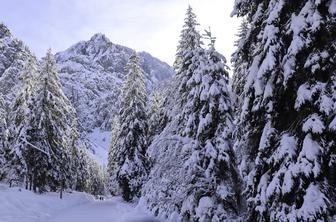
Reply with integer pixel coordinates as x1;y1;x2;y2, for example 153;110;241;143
55;33;174;131
0;183;161;222
86;128;111;165
0;183;92;222
0;23;32;101
0;24;174;133
0;24;173;165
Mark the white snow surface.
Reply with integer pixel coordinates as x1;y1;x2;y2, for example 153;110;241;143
0;183;161;222
330;0;336;14
86;128;111;166
302;114;325;134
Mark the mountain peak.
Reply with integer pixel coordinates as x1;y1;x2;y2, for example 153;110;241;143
55;34;174;131
0;23;11;38
89;33;110;44
83;33;112;55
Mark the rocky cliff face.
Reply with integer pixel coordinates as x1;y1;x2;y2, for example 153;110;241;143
55;33;174;131
0;23;32;101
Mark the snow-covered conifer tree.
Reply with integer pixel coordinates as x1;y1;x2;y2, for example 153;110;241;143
73;148;89;192
180;29;242;221
174;6;202;108
147;90;164;144
231;18;250;115
142;7;241;221
107;115;121;196
30;49;77;192
109;53;148;201
0;93;7;145
232;0;336;220
0;92;8;180
67;118;84;191
86;157;105;196
6;56;38;187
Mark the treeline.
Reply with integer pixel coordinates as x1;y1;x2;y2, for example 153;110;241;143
108;2;336;222
0;50;105;197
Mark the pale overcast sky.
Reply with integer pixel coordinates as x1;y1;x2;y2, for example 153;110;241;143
1;0;240;66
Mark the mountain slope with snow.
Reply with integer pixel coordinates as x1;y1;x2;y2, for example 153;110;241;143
0;24;173;165
0;23;33;101
0;25;173;132
0;184;160;222
55;33;174;131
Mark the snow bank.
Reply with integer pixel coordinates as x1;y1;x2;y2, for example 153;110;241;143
0;183;93;222
87;127;111;166
0;184;162;222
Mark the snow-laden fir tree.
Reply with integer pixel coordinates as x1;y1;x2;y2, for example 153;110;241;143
231;18;250;115
0;93;7;145
71;147;88;192
107;94;122;195
86;157;106;196
232;0;336;220
174;6;203;108
142;7;241;221
108;53;148;201
30;49;78;192
148;5;203;140
141;7;203;219
149;80;176;140
107;115;121;196
179;29;242;221
79;149;90;192
67;118;85;191
147;90;164;144
5;56;38;187
0;23;33;101
230;18;254;181
0;92;8;180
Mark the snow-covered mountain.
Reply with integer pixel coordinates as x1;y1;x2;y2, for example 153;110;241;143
0;24;173;165
0;23;32;101
55;33;174;131
0;24;173;132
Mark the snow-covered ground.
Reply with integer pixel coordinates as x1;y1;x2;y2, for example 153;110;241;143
87;128;111;166
0;184;160;222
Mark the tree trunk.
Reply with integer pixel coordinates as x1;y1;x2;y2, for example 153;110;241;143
25;174;30;190
33;172;37;193
29;175;32;191
60;180;64;199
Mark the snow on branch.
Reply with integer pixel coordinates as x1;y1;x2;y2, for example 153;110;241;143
20;139;51;158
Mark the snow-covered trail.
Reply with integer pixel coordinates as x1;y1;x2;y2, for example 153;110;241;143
0;185;160;222
48;197;159;222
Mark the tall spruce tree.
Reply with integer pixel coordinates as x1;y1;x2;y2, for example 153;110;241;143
0;92;8;180
175;6;202;109
6;56;38;187
231;18;254;180
30;49;77;192
231;18;250;115
108;53;148;201
232;0;336;221
0;92;6;145
86;157;105;196
67;119;83;191
147;90;164;144
73;148;89;192
107;115;121;196
179;29;242;221
142;7;241;221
